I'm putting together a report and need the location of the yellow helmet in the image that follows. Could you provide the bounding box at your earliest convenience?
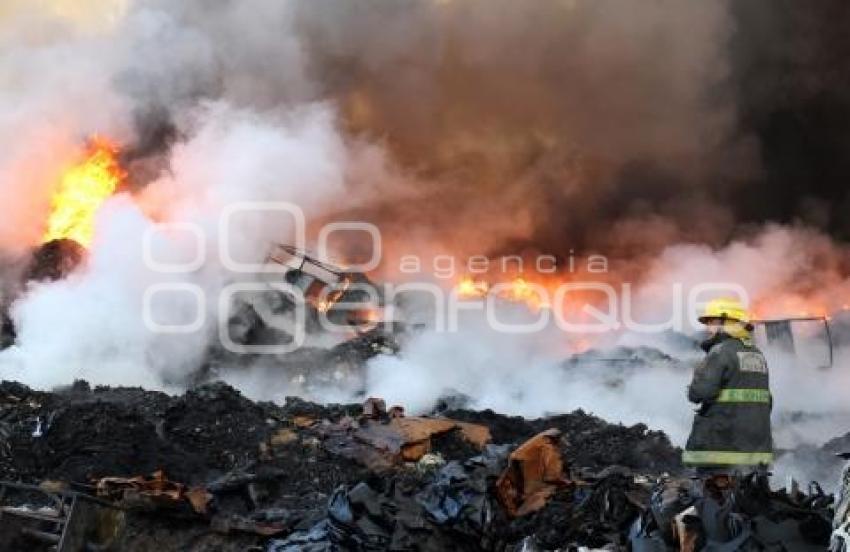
[698,297,750,325]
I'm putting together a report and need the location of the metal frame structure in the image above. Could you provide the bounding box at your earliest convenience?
[751,316,834,369]
[0,480,120,551]
[266,244,348,284]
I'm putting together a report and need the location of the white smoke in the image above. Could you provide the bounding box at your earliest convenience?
[365,305,696,444]
[1,101,350,389]
[0,6,133,252]
[1,0,850,493]
[0,0,354,389]
[362,225,850,454]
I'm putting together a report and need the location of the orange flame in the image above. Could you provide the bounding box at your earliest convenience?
[498,277,551,310]
[455,277,490,298]
[751,295,829,320]
[455,276,555,311]
[43,138,123,247]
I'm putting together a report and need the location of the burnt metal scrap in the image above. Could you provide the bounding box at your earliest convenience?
[95,470,212,515]
[495,429,570,518]
[224,244,387,349]
[0,480,122,552]
[752,316,834,369]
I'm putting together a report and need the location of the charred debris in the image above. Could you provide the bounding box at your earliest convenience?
[0,379,836,552]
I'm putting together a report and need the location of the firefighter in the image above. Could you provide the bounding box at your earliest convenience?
[683,297,773,472]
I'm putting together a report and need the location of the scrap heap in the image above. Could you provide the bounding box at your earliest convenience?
[0,380,834,551]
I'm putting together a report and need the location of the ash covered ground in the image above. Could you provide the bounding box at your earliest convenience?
[0,375,836,551]
[0,377,681,550]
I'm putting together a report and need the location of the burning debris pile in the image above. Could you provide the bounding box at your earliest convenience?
[0,380,835,551]
[4,2,850,550]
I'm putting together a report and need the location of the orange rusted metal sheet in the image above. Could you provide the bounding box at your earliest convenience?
[495,428,570,517]
[95,470,212,515]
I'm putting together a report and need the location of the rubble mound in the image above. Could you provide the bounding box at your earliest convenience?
[162,382,274,476]
[441,407,682,473]
[0,379,833,551]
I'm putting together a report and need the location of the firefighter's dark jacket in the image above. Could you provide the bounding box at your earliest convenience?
[683,332,773,467]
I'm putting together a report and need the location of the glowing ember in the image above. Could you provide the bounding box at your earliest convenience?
[498,277,550,310]
[43,137,123,247]
[456,277,489,298]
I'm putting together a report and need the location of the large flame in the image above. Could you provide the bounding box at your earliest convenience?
[455,276,554,311]
[43,137,123,247]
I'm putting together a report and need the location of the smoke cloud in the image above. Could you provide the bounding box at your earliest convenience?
[0,0,849,491]
[361,225,850,459]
